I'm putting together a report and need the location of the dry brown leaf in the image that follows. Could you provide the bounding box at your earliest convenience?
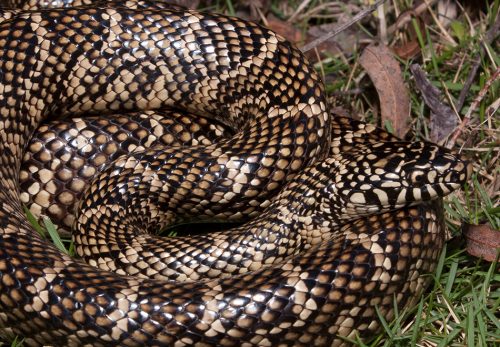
[306,23,368,58]
[331,106,351,118]
[392,40,420,60]
[463,224,500,262]
[359,43,411,138]
[392,13,426,60]
[165,0,200,9]
[266,16,304,45]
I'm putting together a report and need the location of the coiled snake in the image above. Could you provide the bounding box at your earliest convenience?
[0,1,471,346]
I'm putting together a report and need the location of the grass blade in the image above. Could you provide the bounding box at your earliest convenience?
[23,206,46,238]
[42,217,68,254]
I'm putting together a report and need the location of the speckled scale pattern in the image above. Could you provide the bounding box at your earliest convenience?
[21,110,232,235]
[0,0,330,224]
[21,114,466,285]
[0,1,472,346]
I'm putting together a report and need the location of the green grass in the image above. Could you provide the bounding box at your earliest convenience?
[5,0,499,346]
[23,206,72,256]
[305,0,499,344]
[271,0,500,345]
[361,249,499,346]
[5,337,22,347]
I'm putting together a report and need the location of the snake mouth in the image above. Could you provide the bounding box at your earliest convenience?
[340,154,471,216]
[395,157,471,206]
[325,142,472,219]
[341,180,465,217]
[444,182,462,190]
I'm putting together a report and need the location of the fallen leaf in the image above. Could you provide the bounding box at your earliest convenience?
[410,64,458,143]
[463,223,500,262]
[392,12,426,60]
[392,40,420,60]
[165,0,200,9]
[266,15,304,45]
[306,22,369,58]
[359,43,411,138]
[387,1,433,36]
[331,106,351,119]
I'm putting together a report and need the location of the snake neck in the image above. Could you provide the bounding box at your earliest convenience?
[269,139,472,241]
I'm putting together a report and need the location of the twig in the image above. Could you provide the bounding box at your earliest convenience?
[377,2,388,44]
[485,97,500,120]
[452,54,466,83]
[456,61,481,113]
[300,0,387,53]
[387,0,438,35]
[422,0,457,46]
[314,48,325,81]
[454,0,475,37]
[411,64,458,143]
[448,67,500,148]
[456,14,500,112]
[330,88,364,96]
[464,67,499,121]
[254,5,268,26]
[296,2,343,21]
[287,0,312,23]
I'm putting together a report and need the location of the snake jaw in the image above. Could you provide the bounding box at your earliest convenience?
[319,140,471,221]
[398,144,472,202]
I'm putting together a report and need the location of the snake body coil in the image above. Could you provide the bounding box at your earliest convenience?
[0,1,470,346]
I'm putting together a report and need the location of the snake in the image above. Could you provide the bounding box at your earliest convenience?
[0,0,471,346]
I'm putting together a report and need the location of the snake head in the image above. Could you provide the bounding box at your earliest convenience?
[325,140,472,218]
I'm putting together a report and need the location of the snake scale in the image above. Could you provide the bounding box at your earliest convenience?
[0,0,471,346]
